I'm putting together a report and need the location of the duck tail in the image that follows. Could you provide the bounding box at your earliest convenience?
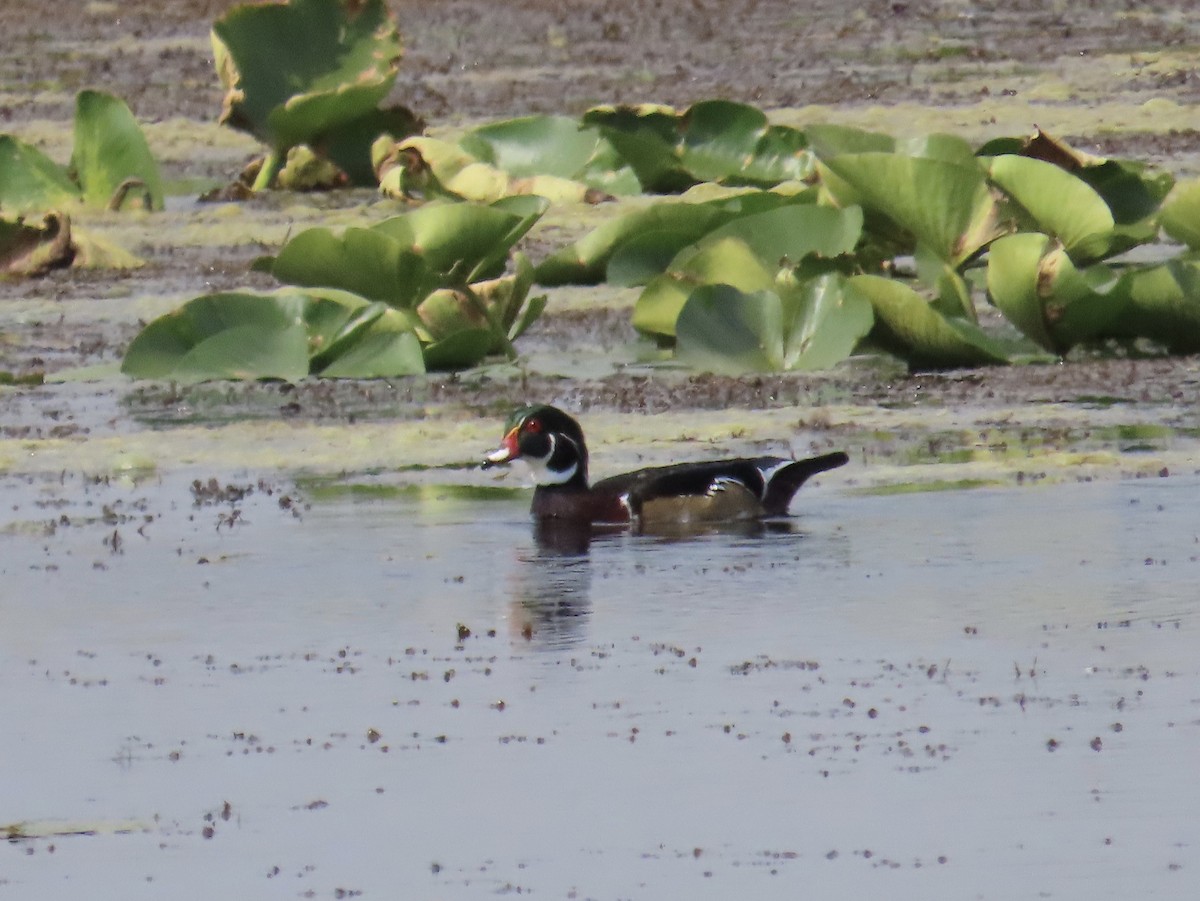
[762,451,849,516]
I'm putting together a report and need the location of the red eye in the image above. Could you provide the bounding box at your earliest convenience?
[524,418,542,434]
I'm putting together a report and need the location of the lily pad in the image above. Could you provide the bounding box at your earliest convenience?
[848,274,1011,369]
[1159,178,1200,250]
[212,0,404,190]
[0,137,80,212]
[1111,260,1200,353]
[71,89,163,210]
[583,100,813,192]
[0,90,161,212]
[675,274,873,373]
[987,154,1116,261]
[633,237,777,339]
[986,232,1126,354]
[535,189,816,286]
[121,290,426,383]
[459,115,638,194]
[821,152,1000,266]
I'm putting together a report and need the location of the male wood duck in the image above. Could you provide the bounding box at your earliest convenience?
[482,405,848,527]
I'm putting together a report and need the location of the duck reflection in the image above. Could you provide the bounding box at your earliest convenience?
[505,520,601,649]
[507,518,806,647]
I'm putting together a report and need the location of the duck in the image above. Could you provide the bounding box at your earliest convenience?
[481,404,847,527]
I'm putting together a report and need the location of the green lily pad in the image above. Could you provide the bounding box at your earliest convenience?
[121,290,427,383]
[311,303,426,378]
[674,274,873,373]
[535,189,815,286]
[780,273,875,370]
[1111,260,1200,353]
[987,154,1116,261]
[675,285,786,372]
[633,237,777,339]
[583,100,813,191]
[805,124,895,159]
[459,115,619,183]
[848,274,1011,369]
[212,0,403,190]
[0,137,80,211]
[71,89,163,210]
[1159,178,1200,250]
[986,232,1126,354]
[674,203,863,270]
[821,152,1000,266]
[269,226,437,307]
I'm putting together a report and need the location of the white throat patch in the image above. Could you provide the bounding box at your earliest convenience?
[523,434,580,486]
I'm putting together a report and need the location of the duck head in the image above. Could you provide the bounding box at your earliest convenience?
[482,405,589,488]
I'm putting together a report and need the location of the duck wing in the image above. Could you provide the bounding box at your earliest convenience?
[593,451,847,520]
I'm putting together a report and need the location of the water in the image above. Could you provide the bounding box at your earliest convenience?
[1,473,1197,899]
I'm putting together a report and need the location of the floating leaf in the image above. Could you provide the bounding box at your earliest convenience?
[312,303,426,378]
[1111,260,1200,353]
[675,285,785,372]
[674,204,863,270]
[848,274,1010,369]
[0,137,80,211]
[805,124,895,159]
[780,273,875,370]
[1159,178,1200,250]
[269,225,437,307]
[584,100,813,191]
[822,153,999,265]
[986,233,1125,354]
[633,237,777,339]
[459,115,635,193]
[71,90,163,210]
[674,274,873,373]
[121,291,316,382]
[211,0,403,190]
[121,290,426,383]
[536,189,815,286]
[987,155,1115,261]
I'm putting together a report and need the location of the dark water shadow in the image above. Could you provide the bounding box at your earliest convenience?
[507,517,811,648]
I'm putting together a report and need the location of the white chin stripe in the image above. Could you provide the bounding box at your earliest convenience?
[527,435,578,486]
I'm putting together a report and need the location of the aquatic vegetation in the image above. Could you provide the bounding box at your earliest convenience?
[582,100,814,192]
[0,210,142,276]
[212,0,419,191]
[375,115,639,203]
[122,198,549,380]
[0,90,161,213]
[537,121,1200,373]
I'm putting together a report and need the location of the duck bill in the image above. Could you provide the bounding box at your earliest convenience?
[481,428,520,469]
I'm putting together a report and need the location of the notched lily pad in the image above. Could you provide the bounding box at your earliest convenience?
[848,274,1011,369]
[0,90,162,213]
[212,0,406,190]
[121,290,426,383]
[583,100,814,192]
[675,274,873,374]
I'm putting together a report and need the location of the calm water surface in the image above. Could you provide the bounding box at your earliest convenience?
[2,473,1196,899]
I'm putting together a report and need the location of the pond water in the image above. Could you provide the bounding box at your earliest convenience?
[2,472,1197,899]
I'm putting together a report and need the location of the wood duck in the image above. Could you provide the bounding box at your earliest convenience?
[482,405,848,527]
